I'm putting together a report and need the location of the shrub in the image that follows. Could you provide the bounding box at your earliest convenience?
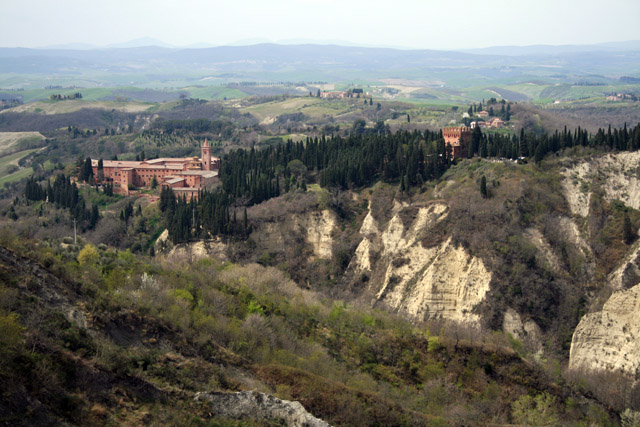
[511,392,558,426]
[77,243,99,266]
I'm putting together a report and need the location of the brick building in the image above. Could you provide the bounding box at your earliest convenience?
[443,126,471,159]
[320,91,348,99]
[92,139,220,198]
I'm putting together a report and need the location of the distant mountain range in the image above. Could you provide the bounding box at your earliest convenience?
[32,38,640,55]
[460,40,640,56]
[0,41,638,87]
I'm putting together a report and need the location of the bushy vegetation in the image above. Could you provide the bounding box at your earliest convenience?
[24,174,99,230]
[0,230,616,425]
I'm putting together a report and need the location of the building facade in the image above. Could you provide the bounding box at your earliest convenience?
[443,126,471,159]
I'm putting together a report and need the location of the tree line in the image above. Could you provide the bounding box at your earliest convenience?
[160,122,640,243]
[467,123,640,162]
[159,186,244,243]
[152,118,235,138]
[49,93,82,101]
[24,174,100,230]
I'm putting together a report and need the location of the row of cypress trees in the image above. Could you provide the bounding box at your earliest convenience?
[24,174,99,230]
[156,122,640,243]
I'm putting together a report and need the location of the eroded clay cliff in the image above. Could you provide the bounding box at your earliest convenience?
[561,151,640,217]
[351,201,491,323]
[195,391,330,427]
[569,284,640,378]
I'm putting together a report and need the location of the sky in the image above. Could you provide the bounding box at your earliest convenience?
[1,0,640,50]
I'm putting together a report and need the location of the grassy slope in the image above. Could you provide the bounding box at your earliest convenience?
[1,99,153,115]
[0,132,44,156]
[0,148,41,183]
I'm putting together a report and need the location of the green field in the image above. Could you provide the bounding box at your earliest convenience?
[241,97,328,120]
[0,132,45,156]
[0,147,53,186]
[0,148,40,173]
[1,99,153,115]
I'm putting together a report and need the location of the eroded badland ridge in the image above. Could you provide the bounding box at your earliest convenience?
[5,114,640,424]
[152,148,640,421]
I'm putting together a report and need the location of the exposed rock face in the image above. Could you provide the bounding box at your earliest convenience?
[154,229,170,252]
[166,239,228,262]
[561,151,640,216]
[556,216,595,277]
[525,228,561,272]
[195,391,330,427]
[502,308,542,351]
[569,284,640,378]
[352,202,491,323]
[299,209,336,259]
[253,209,336,260]
[609,244,640,290]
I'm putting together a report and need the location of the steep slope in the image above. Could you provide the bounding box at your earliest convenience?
[561,151,640,216]
[195,391,330,426]
[608,243,640,290]
[350,201,492,323]
[569,283,640,377]
[1,236,614,426]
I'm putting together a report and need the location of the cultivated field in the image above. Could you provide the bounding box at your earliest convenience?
[0,132,44,156]
[1,100,154,115]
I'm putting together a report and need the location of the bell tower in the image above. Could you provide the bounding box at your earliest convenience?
[201,139,211,171]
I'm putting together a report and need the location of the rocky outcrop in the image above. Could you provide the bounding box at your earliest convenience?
[569,284,640,378]
[166,239,228,262]
[561,151,640,217]
[525,228,561,272]
[352,202,491,323]
[502,308,543,351]
[609,243,640,290]
[300,209,336,259]
[253,209,336,260]
[195,391,330,426]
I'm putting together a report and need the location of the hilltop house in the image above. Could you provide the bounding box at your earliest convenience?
[486,117,505,129]
[320,91,348,99]
[443,126,471,158]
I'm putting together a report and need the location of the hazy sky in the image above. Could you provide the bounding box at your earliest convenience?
[2,0,640,49]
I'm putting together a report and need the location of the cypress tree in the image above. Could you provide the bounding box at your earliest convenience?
[480,175,488,198]
[623,213,635,245]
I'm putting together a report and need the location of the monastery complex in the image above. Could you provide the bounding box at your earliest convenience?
[92,140,220,199]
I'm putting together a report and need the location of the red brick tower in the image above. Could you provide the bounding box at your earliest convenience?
[201,139,211,171]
